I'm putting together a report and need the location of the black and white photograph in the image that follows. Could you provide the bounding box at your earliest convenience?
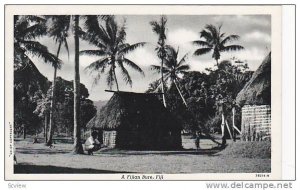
[4,5,284,180]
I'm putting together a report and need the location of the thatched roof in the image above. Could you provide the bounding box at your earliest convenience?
[236,52,271,106]
[86,91,181,131]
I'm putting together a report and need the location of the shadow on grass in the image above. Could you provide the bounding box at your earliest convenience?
[98,148,223,156]
[17,147,69,155]
[14,163,131,174]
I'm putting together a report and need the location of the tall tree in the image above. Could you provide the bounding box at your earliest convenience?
[39,15,108,154]
[192,24,244,66]
[150,16,168,107]
[38,15,83,153]
[46,16,70,146]
[151,46,190,106]
[81,16,145,90]
[72,15,84,154]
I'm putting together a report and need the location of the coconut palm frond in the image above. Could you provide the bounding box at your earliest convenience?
[200,30,213,42]
[63,38,70,59]
[205,24,219,39]
[194,47,212,56]
[220,35,240,46]
[192,40,211,47]
[177,53,189,66]
[105,17,119,44]
[222,45,244,52]
[119,42,146,55]
[150,21,161,35]
[23,23,47,40]
[117,61,133,87]
[123,58,145,76]
[85,57,110,72]
[150,65,169,73]
[83,15,101,35]
[22,41,62,68]
[80,30,107,49]
[177,64,190,71]
[150,16,167,41]
[47,15,70,62]
[80,49,106,56]
[48,16,70,42]
[116,24,127,44]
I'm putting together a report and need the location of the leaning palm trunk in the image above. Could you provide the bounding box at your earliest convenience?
[161,58,167,107]
[72,15,84,154]
[46,43,62,146]
[221,113,226,147]
[174,79,187,107]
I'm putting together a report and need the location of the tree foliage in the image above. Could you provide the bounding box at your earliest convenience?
[158,60,253,133]
[42,77,96,137]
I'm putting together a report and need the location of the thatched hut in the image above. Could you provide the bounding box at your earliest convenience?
[236,52,271,106]
[86,91,182,150]
[236,52,271,141]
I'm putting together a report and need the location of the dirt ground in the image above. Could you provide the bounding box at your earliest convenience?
[14,138,271,174]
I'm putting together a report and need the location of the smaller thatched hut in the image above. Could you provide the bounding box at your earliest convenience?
[236,52,271,141]
[236,52,271,106]
[86,91,182,150]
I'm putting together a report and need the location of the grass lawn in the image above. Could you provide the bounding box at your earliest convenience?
[14,138,271,174]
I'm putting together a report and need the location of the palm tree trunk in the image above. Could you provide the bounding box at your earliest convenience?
[221,113,226,147]
[72,15,84,154]
[161,58,166,107]
[113,65,119,91]
[46,43,61,146]
[216,59,219,67]
[44,114,48,143]
[174,79,187,107]
[232,107,236,142]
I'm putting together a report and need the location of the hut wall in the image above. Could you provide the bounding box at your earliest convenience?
[102,131,116,148]
[241,105,271,141]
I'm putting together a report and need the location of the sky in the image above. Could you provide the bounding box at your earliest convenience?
[32,15,271,101]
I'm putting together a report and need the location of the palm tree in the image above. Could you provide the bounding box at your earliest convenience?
[151,46,190,106]
[72,15,82,154]
[40,15,110,154]
[150,16,168,107]
[46,16,70,146]
[192,24,244,66]
[14,15,61,71]
[37,15,82,153]
[81,16,145,90]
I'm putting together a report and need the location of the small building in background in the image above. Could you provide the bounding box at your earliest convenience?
[236,52,271,141]
[86,91,182,150]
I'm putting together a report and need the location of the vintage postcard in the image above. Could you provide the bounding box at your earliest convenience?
[5,5,282,180]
